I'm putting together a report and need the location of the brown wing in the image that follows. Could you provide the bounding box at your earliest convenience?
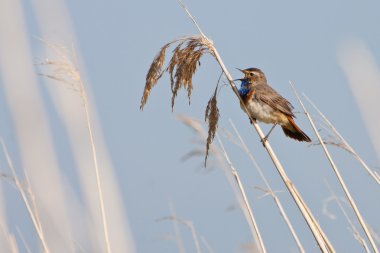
[254,83,295,117]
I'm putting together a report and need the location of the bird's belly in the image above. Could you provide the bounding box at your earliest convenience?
[242,100,288,124]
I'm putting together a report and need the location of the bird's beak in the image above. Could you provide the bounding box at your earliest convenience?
[235,68,247,82]
[236,68,246,73]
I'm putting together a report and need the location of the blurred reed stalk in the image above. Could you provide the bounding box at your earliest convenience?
[177,115,264,252]
[0,1,77,251]
[140,0,335,251]
[15,228,33,253]
[291,82,379,253]
[81,70,112,253]
[227,120,305,253]
[216,134,267,253]
[0,229,19,253]
[168,202,187,253]
[303,95,380,185]
[39,43,112,253]
[338,41,380,162]
[157,215,202,253]
[1,140,50,253]
[324,181,370,253]
[200,236,215,253]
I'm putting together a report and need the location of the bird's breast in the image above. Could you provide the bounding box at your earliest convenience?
[242,97,288,125]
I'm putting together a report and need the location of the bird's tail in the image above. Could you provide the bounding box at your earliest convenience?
[282,116,311,142]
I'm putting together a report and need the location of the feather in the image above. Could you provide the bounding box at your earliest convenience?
[254,83,295,117]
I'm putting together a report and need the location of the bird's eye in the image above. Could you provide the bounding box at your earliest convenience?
[249,72,254,76]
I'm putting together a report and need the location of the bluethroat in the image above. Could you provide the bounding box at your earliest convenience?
[236,68,311,142]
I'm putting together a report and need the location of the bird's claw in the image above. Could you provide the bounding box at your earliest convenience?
[260,137,267,147]
[249,117,257,124]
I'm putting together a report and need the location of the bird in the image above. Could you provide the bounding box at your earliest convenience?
[236,67,311,142]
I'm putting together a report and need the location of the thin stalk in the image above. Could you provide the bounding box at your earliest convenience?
[70,43,112,253]
[201,236,215,253]
[157,216,202,253]
[303,95,380,185]
[187,221,202,253]
[24,169,43,236]
[229,120,305,253]
[16,227,33,253]
[169,202,187,253]
[177,2,335,252]
[39,42,112,253]
[291,82,379,253]
[325,182,370,253]
[79,86,112,253]
[177,0,206,37]
[177,115,266,251]
[1,140,51,253]
[7,234,19,253]
[216,134,267,253]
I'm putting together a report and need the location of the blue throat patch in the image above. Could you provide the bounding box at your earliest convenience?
[238,79,250,96]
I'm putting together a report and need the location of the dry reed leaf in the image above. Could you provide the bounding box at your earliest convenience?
[140,35,213,111]
[204,87,219,166]
[140,42,172,110]
[167,40,186,90]
[141,35,219,166]
[168,37,208,110]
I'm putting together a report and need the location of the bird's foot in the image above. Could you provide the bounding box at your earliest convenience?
[260,137,268,147]
[260,123,278,147]
[249,117,257,124]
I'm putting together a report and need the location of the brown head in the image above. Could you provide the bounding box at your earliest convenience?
[237,67,267,85]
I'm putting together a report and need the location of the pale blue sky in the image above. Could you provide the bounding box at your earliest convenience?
[1,0,380,252]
